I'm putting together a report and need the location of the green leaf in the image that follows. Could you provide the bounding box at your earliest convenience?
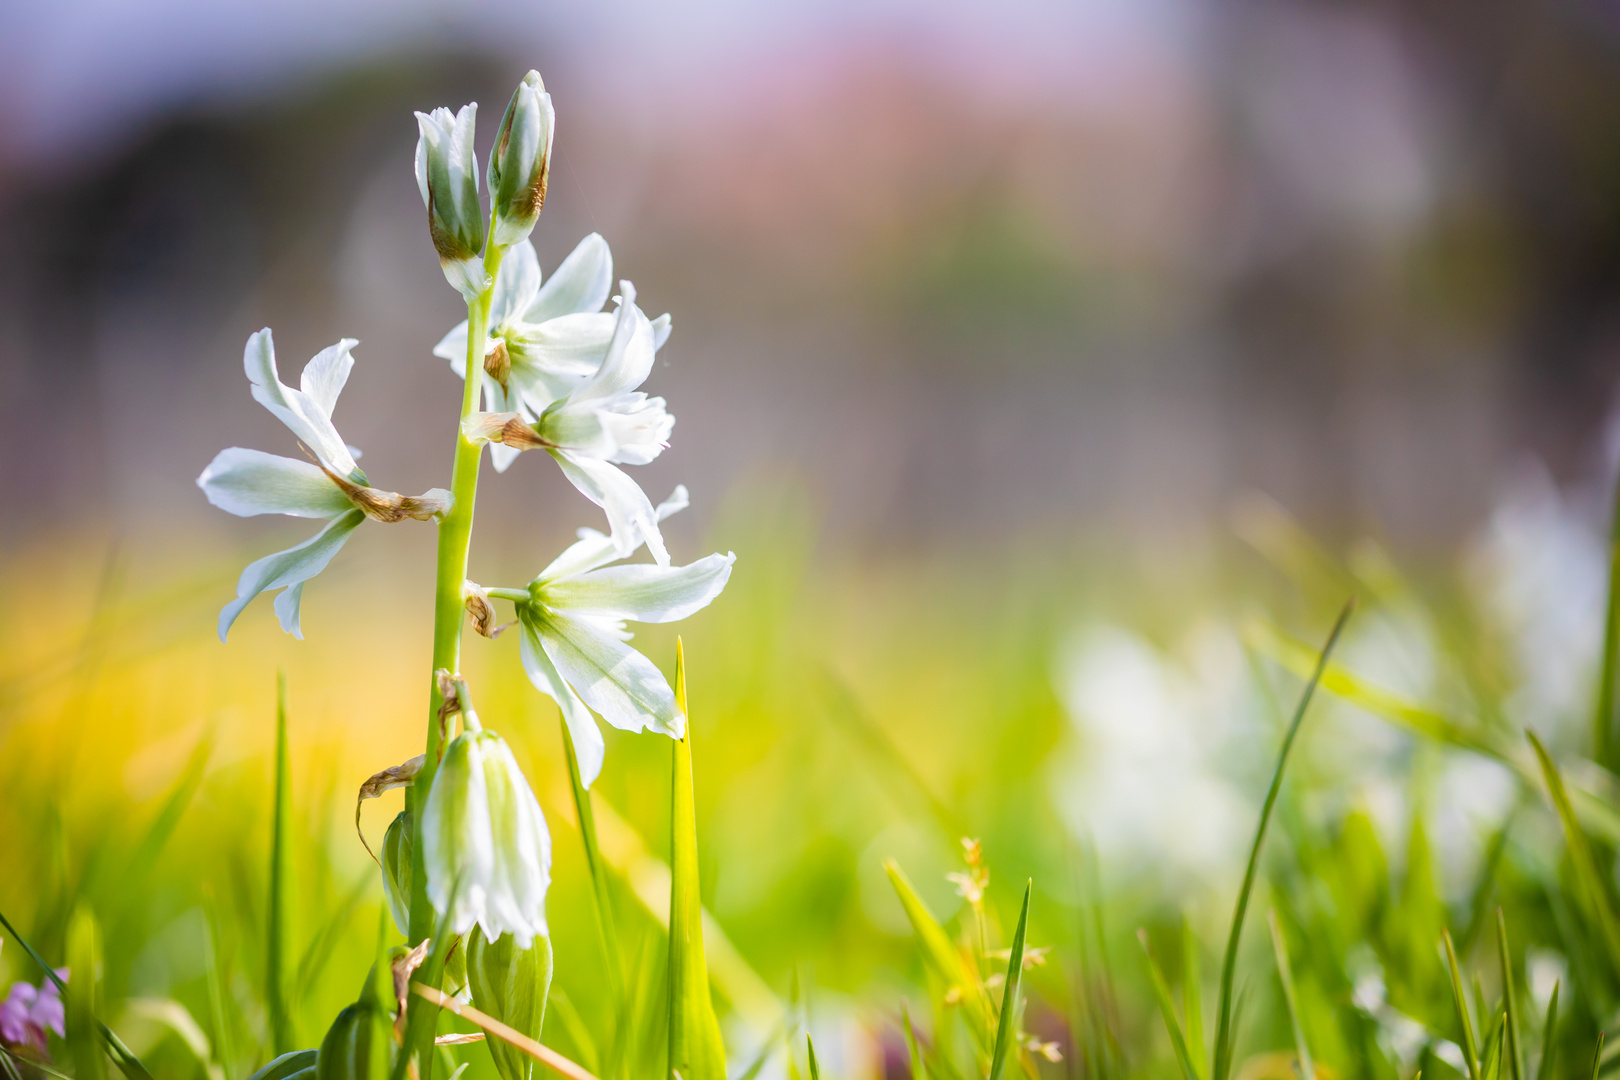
[988,882,1031,1080]
[883,861,992,1043]
[1213,601,1353,1080]
[1442,930,1481,1080]
[1535,982,1558,1080]
[1267,912,1313,1080]
[1140,930,1202,1080]
[204,893,241,1080]
[1496,912,1523,1080]
[806,1035,821,1080]
[1592,466,1620,770]
[467,932,554,1080]
[560,715,626,1038]
[1589,1033,1605,1080]
[902,1007,928,1080]
[268,670,296,1056]
[246,1050,318,1080]
[1525,732,1620,971]
[67,905,108,1080]
[668,639,728,1080]
[1183,918,1206,1080]
[315,1002,378,1080]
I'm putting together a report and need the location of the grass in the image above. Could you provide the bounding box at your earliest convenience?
[2,479,1619,1080]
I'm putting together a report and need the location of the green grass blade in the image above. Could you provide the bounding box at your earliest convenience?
[1184,918,1206,1080]
[1497,911,1523,1080]
[1212,600,1353,1080]
[668,640,728,1080]
[1592,466,1620,770]
[560,715,627,1024]
[987,882,1032,1080]
[902,1006,927,1080]
[205,892,240,1080]
[0,907,153,1080]
[66,906,108,1080]
[1590,1033,1605,1080]
[1443,930,1481,1080]
[1526,731,1620,970]
[1139,931,1201,1080]
[294,872,370,1005]
[884,860,992,1042]
[1535,982,1558,1080]
[1267,912,1313,1080]
[1481,1014,1505,1080]
[806,1035,821,1080]
[268,670,295,1056]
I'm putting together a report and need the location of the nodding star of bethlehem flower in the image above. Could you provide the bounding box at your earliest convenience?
[503,485,734,787]
[463,278,676,564]
[198,329,450,640]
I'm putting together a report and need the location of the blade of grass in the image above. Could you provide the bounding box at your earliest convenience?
[668,639,728,1080]
[1593,465,1620,770]
[988,882,1032,1080]
[1482,1015,1505,1080]
[903,1007,927,1080]
[204,892,239,1080]
[885,861,993,1043]
[1139,931,1201,1080]
[1497,911,1524,1080]
[1535,982,1558,1080]
[1212,600,1353,1080]
[1183,918,1206,1080]
[67,906,108,1080]
[267,671,295,1056]
[806,1035,821,1080]
[1267,912,1313,1080]
[1591,1033,1605,1080]
[1443,930,1482,1080]
[0,907,153,1080]
[1526,732,1620,971]
[560,715,627,1034]
[292,872,370,1005]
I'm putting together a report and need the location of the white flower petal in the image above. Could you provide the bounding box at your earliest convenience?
[548,450,668,566]
[525,232,612,323]
[273,581,306,638]
[651,313,672,351]
[519,312,617,374]
[519,618,605,787]
[568,286,656,405]
[216,508,365,641]
[299,339,355,418]
[538,485,689,581]
[491,240,542,326]
[434,321,471,374]
[536,609,683,737]
[476,736,552,945]
[197,447,353,519]
[543,552,734,624]
[243,329,361,479]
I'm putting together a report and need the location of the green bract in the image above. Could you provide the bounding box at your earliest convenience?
[467,931,553,1080]
[381,811,412,936]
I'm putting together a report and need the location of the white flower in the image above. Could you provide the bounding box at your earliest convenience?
[515,486,734,787]
[488,71,555,247]
[434,235,671,473]
[422,721,552,948]
[463,279,675,563]
[415,103,487,299]
[198,329,450,641]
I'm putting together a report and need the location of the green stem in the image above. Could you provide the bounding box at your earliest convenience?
[1595,464,1620,770]
[485,587,531,602]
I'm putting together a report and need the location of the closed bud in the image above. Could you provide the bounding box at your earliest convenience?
[414,103,487,299]
[380,810,412,936]
[421,715,552,948]
[487,71,555,247]
[467,931,553,1080]
[314,1001,378,1080]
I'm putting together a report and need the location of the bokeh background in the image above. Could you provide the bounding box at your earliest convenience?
[5,1,1620,1078]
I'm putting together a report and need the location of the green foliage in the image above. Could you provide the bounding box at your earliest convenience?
[269,671,296,1056]
[66,907,107,1080]
[466,932,553,1080]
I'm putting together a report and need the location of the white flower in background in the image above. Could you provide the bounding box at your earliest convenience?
[487,70,555,247]
[514,485,733,787]
[422,711,552,948]
[415,103,487,299]
[464,279,675,562]
[198,329,450,641]
[435,236,672,473]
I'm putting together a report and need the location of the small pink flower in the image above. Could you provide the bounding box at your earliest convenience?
[0,969,68,1053]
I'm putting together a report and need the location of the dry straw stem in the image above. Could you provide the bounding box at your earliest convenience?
[411,983,597,1080]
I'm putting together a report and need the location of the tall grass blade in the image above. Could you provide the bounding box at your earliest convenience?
[1212,601,1353,1080]
[1267,912,1313,1080]
[268,671,295,1056]
[903,1006,927,1080]
[1526,731,1620,970]
[560,716,626,1022]
[1593,465,1620,770]
[1591,1033,1605,1080]
[0,907,153,1080]
[1138,931,1201,1080]
[1443,930,1482,1080]
[1496,911,1523,1080]
[1535,982,1558,1080]
[668,639,728,1080]
[884,861,992,1042]
[205,894,240,1080]
[66,906,108,1080]
[1183,918,1206,1080]
[988,882,1032,1080]
[110,733,212,903]
[806,1035,821,1080]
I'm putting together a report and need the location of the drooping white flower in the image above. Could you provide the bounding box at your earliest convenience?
[434,235,671,473]
[463,279,675,563]
[488,71,555,247]
[515,486,734,787]
[199,329,450,641]
[422,715,552,948]
[415,103,487,299]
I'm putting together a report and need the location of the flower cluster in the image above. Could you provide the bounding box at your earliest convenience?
[204,67,734,976]
[0,970,66,1054]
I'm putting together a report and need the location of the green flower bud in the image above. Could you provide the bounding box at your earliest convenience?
[314,1001,378,1080]
[380,810,412,936]
[467,931,553,1080]
[421,719,552,947]
[487,71,554,248]
[245,1050,318,1080]
[414,103,487,299]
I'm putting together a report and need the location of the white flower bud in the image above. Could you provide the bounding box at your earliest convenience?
[487,71,555,248]
[414,103,488,299]
[421,716,551,948]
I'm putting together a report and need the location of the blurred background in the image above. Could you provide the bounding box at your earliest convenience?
[5,1,1620,1078]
